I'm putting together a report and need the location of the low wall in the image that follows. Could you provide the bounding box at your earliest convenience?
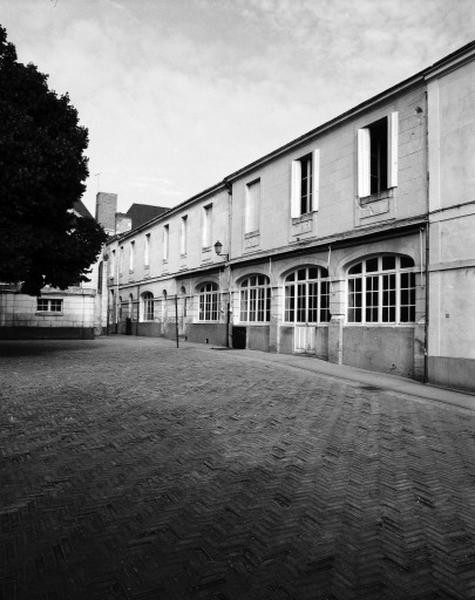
[315,326,329,360]
[279,326,294,354]
[136,322,163,337]
[343,326,414,377]
[186,323,227,346]
[247,326,270,352]
[0,326,94,340]
[428,356,475,393]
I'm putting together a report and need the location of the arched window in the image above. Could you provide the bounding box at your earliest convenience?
[284,266,330,323]
[141,292,154,321]
[162,290,168,319]
[240,275,271,322]
[118,296,123,320]
[128,294,133,319]
[97,261,103,293]
[198,282,218,321]
[180,286,187,317]
[347,255,415,324]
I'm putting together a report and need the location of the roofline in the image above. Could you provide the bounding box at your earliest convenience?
[225,39,475,183]
[107,180,227,242]
[106,38,475,243]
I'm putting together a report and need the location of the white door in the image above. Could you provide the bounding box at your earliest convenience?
[294,325,316,353]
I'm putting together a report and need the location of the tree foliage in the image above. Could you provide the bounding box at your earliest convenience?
[0,25,106,295]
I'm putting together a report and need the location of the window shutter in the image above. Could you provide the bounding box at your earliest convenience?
[312,149,320,212]
[388,111,398,188]
[290,160,301,218]
[357,128,370,197]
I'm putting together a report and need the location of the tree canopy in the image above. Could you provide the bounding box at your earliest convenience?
[0,25,106,295]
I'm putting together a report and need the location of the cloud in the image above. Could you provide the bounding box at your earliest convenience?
[1,0,474,214]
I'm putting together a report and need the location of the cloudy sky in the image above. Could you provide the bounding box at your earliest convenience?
[1,0,474,215]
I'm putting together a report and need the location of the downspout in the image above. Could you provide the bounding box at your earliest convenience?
[424,224,429,383]
[422,90,430,383]
[225,179,233,348]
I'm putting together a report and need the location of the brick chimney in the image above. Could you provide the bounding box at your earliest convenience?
[95,192,118,235]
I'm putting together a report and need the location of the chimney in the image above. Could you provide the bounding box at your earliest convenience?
[95,192,118,235]
[115,213,132,234]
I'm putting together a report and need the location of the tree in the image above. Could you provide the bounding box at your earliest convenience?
[0,25,106,295]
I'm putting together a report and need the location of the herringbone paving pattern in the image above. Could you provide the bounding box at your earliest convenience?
[1,337,474,599]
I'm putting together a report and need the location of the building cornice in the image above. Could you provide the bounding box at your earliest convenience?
[107,216,428,287]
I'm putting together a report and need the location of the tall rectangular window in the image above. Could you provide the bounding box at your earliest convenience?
[358,112,398,198]
[144,233,150,267]
[290,149,319,218]
[202,204,212,248]
[300,154,312,214]
[119,246,124,275]
[180,216,188,255]
[245,179,260,233]
[163,224,169,261]
[110,249,116,277]
[129,241,135,272]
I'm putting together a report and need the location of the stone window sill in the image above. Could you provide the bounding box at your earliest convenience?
[359,188,394,206]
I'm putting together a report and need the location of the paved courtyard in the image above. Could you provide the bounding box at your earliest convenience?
[1,336,475,600]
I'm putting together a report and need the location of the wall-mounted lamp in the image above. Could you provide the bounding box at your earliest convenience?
[214,240,229,261]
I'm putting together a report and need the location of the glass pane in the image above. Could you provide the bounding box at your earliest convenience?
[308,267,318,280]
[297,269,306,281]
[240,290,248,321]
[285,285,294,322]
[308,282,318,323]
[400,256,414,269]
[297,283,306,322]
[382,256,396,270]
[366,258,378,272]
[349,263,362,274]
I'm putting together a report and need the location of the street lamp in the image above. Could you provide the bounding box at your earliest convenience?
[213,240,229,261]
[213,240,231,347]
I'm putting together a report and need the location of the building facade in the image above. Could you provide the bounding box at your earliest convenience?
[103,42,475,392]
[426,44,475,391]
[0,200,102,339]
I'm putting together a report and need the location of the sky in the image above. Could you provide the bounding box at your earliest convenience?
[1,0,474,215]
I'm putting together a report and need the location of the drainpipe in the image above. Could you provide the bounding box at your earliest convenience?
[424,224,430,383]
[422,90,430,383]
[225,179,233,348]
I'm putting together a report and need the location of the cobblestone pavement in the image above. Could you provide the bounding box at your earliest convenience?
[1,337,475,600]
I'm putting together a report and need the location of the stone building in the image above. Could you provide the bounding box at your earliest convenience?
[425,43,475,391]
[102,41,475,392]
[0,200,101,339]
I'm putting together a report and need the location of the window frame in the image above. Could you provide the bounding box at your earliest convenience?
[244,178,261,234]
[283,266,330,324]
[347,254,416,325]
[36,298,63,313]
[129,241,135,273]
[198,282,219,322]
[357,112,398,198]
[180,215,188,256]
[163,225,169,262]
[239,274,271,323]
[290,149,320,218]
[202,204,213,249]
[141,292,154,322]
[144,233,151,267]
